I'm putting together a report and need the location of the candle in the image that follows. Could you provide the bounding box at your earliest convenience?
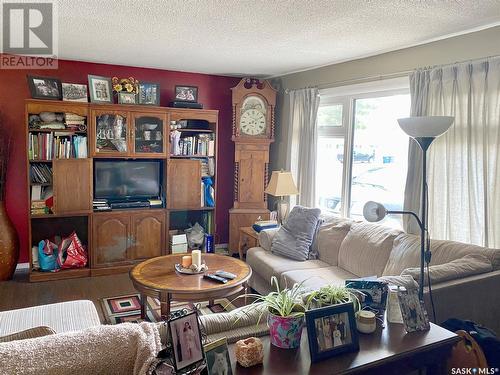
[181,255,192,268]
[191,250,201,268]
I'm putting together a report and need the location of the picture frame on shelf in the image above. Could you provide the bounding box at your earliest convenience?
[305,302,359,363]
[203,337,233,375]
[27,75,62,100]
[175,85,198,103]
[62,83,88,102]
[118,92,137,105]
[168,310,205,372]
[138,82,160,105]
[88,75,113,103]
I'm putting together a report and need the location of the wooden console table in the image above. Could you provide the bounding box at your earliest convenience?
[229,321,459,375]
[238,227,260,260]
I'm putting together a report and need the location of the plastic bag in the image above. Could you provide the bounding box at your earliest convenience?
[38,239,59,272]
[57,231,87,269]
[185,222,205,250]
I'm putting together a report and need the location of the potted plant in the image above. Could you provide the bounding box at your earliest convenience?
[304,285,361,311]
[236,276,306,349]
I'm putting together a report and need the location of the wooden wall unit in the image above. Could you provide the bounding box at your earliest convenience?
[25,99,218,281]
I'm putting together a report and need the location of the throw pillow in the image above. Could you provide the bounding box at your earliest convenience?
[271,206,321,261]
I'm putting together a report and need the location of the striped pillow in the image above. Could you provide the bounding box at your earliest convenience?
[0,326,56,343]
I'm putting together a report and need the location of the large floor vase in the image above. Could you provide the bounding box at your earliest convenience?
[0,202,19,280]
[268,312,304,349]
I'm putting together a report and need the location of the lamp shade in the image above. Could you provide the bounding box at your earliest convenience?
[264,171,299,197]
[397,116,454,138]
[363,201,387,222]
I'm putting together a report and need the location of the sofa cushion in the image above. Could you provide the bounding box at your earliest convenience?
[383,233,500,276]
[0,300,100,336]
[246,247,329,285]
[338,222,402,277]
[258,227,280,251]
[401,254,493,285]
[314,217,353,266]
[271,206,321,261]
[281,266,358,292]
[0,326,55,343]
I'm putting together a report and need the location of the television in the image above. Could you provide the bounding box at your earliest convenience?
[94,160,161,201]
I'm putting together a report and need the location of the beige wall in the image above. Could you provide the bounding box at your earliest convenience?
[271,26,500,172]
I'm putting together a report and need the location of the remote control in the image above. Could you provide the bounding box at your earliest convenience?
[203,273,228,284]
[215,270,237,280]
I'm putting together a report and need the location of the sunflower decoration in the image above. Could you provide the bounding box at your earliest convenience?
[112,76,139,94]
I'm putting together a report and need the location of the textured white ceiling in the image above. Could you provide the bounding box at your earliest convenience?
[56,0,500,77]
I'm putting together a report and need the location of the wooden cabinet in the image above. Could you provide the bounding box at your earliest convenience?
[131,112,167,157]
[168,159,202,209]
[92,210,165,268]
[52,159,92,214]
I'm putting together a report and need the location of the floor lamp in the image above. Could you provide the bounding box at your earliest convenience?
[363,116,454,301]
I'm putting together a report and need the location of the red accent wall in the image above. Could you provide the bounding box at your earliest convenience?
[0,57,239,263]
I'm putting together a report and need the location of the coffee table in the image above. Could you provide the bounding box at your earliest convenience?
[130,253,252,319]
[229,321,459,374]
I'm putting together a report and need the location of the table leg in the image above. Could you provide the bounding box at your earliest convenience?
[238,236,244,260]
[244,283,248,305]
[160,292,171,320]
[140,293,147,321]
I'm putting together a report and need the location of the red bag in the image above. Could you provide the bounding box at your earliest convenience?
[57,231,87,269]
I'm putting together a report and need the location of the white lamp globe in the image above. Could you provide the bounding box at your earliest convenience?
[397,116,454,138]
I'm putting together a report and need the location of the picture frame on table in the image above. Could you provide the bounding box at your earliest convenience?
[175,85,198,102]
[118,92,137,104]
[138,82,160,105]
[62,83,88,102]
[305,302,359,363]
[345,278,389,313]
[168,311,205,372]
[88,75,113,103]
[203,337,233,375]
[27,75,62,100]
[397,287,430,333]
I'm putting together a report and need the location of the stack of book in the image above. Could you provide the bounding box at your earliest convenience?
[252,220,279,232]
[174,134,215,156]
[30,163,53,184]
[200,158,215,177]
[28,133,88,160]
[93,199,110,211]
[31,200,50,215]
[64,113,86,130]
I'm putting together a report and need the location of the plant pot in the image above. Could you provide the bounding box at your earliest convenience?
[0,201,19,280]
[267,312,304,349]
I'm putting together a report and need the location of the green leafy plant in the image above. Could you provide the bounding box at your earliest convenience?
[304,285,361,312]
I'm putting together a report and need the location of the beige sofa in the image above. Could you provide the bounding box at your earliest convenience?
[247,215,500,333]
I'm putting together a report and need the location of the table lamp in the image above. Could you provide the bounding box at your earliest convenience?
[265,170,299,224]
[363,116,454,301]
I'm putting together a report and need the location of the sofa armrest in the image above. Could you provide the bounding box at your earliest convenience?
[258,228,280,251]
[424,270,500,334]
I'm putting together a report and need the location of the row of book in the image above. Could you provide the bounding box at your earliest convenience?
[171,133,215,156]
[30,163,53,184]
[28,133,88,160]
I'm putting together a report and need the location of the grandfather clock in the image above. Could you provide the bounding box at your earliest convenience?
[229,78,276,255]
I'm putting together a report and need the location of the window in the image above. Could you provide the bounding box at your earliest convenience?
[316,79,410,228]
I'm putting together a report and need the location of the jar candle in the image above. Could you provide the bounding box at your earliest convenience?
[356,310,377,334]
[191,250,201,268]
[181,255,192,268]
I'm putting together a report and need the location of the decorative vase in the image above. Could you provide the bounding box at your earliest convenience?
[267,312,304,349]
[0,201,19,280]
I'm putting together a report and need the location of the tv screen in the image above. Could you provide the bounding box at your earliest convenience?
[94,160,161,200]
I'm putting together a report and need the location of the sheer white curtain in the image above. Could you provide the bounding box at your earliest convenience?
[285,88,320,207]
[405,57,500,247]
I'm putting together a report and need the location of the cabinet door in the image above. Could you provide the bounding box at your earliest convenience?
[91,109,130,156]
[92,213,130,267]
[129,211,165,261]
[132,113,167,157]
[168,159,202,208]
[238,150,267,206]
[53,159,92,214]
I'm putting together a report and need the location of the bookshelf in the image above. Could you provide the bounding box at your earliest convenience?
[25,99,218,281]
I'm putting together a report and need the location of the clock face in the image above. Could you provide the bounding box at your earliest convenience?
[240,109,266,136]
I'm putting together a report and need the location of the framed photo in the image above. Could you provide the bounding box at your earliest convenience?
[345,278,388,312]
[175,85,198,103]
[168,311,204,372]
[118,92,137,105]
[203,338,233,375]
[62,83,88,102]
[139,82,160,105]
[27,76,62,100]
[88,75,113,103]
[306,303,359,363]
[397,287,430,332]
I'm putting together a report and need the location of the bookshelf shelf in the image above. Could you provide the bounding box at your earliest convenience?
[168,206,215,212]
[29,129,87,134]
[170,155,213,158]
[177,128,213,133]
[30,267,91,281]
[30,212,90,219]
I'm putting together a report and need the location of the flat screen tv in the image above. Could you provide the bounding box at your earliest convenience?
[94,160,161,201]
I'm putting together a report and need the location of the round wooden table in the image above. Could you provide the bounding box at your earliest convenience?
[130,253,252,319]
